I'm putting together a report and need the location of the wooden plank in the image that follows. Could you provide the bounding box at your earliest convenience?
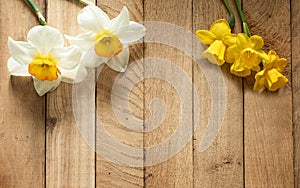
[193,0,244,187]
[143,0,194,187]
[243,0,294,187]
[0,1,45,187]
[292,0,300,186]
[46,1,95,187]
[96,1,144,187]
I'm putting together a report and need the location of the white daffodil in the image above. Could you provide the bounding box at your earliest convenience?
[7,25,85,96]
[65,5,146,72]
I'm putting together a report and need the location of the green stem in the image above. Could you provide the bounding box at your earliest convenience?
[222,0,235,29]
[74,0,94,6]
[234,0,251,37]
[25,0,47,25]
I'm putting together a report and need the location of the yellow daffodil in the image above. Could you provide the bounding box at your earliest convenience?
[195,19,231,66]
[253,50,288,91]
[66,5,146,72]
[7,26,84,96]
[227,33,267,77]
[222,33,237,63]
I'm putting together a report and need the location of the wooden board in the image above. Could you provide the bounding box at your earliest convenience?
[46,0,95,187]
[0,1,45,187]
[243,0,294,187]
[96,0,144,187]
[0,0,298,187]
[193,0,244,187]
[143,0,194,187]
[292,0,300,186]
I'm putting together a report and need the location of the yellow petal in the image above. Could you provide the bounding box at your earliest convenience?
[253,70,266,91]
[195,30,216,45]
[266,50,287,72]
[224,45,237,63]
[265,69,288,91]
[94,32,123,58]
[250,35,264,50]
[267,50,279,63]
[273,58,287,72]
[252,65,261,72]
[223,34,237,46]
[230,58,251,77]
[210,19,231,39]
[28,54,60,81]
[257,50,269,62]
[203,40,226,66]
[236,33,250,50]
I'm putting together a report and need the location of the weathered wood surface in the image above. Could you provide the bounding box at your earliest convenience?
[0,1,45,187]
[46,0,96,187]
[293,0,300,187]
[0,0,297,187]
[96,0,144,187]
[243,1,293,187]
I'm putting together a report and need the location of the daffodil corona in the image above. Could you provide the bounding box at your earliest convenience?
[94,30,123,57]
[66,5,146,72]
[28,54,60,81]
[7,26,84,96]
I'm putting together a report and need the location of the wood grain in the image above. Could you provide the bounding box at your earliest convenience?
[243,0,294,187]
[0,1,45,187]
[0,1,298,187]
[46,0,95,187]
[193,0,244,187]
[292,0,300,187]
[96,1,144,187]
[143,0,194,187]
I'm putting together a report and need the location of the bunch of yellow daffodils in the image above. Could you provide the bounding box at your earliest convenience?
[195,1,288,92]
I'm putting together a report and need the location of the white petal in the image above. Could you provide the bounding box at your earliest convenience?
[51,46,82,70]
[33,76,62,96]
[106,46,129,72]
[105,6,130,32]
[27,26,64,55]
[115,21,146,44]
[78,5,109,33]
[65,33,96,51]
[81,48,107,68]
[8,37,37,65]
[60,65,88,84]
[7,58,30,76]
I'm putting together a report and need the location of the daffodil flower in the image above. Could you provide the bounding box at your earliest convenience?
[195,19,232,66]
[7,25,84,96]
[254,50,288,92]
[65,5,146,72]
[225,33,267,77]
